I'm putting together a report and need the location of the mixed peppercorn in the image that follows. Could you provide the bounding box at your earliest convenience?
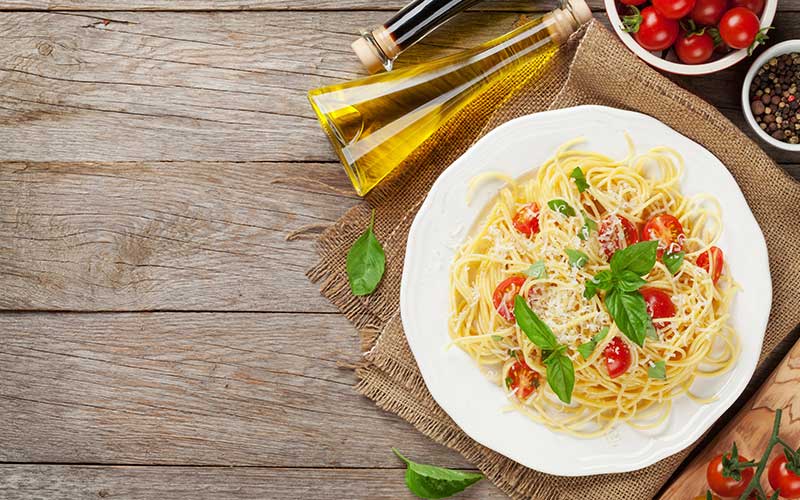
[749,52,800,145]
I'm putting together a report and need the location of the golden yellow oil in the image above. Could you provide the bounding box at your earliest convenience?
[309,14,561,196]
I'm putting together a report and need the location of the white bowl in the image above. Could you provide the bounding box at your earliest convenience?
[605,1,777,75]
[401,105,771,475]
[741,40,800,152]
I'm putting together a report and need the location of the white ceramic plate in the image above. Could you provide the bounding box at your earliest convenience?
[400,105,771,476]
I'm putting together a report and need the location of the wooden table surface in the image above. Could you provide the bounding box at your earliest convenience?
[0,1,797,499]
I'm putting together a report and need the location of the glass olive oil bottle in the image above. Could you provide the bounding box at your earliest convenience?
[309,0,591,196]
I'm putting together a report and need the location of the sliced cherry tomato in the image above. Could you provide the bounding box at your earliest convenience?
[598,215,640,260]
[697,246,724,284]
[642,214,686,257]
[691,0,728,25]
[640,287,676,328]
[675,31,715,64]
[707,453,755,497]
[508,359,540,400]
[731,0,765,16]
[653,0,697,19]
[633,7,680,51]
[493,276,527,322]
[512,203,541,237]
[718,7,761,50]
[768,454,800,499]
[603,337,632,378]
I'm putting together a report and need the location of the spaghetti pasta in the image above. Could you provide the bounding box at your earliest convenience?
[448,138,738,437]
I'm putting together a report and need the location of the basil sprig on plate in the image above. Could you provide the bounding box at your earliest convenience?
[585,240,659,347]
[346,210,386,296]
[577,326,609,360]
[648,359,667,380]
[547,199,576,217]
[525,260,547,279]
[578,211,598,241]
[393,448,483,499]
[570,167,589,193]
[663,251,685,275]
[514,296,575,404]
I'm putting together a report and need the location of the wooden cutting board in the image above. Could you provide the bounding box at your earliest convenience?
[660,335,800,499]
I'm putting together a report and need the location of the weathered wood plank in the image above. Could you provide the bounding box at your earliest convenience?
[0,0,600,12]
[1,12,799,163]
[0,312,477,469]
[0,160,358,311]
[0,465,505,500]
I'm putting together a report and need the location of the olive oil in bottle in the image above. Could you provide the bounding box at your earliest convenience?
[309,0,592,196]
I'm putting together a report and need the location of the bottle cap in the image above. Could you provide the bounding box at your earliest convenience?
[567,0,593,26]
[352,37,385,74]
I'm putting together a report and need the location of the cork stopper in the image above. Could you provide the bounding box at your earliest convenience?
[547,0,593,44]
[352,37,385,74]
[351,26,401,74]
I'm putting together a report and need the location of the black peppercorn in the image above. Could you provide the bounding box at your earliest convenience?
[749,52,800,144]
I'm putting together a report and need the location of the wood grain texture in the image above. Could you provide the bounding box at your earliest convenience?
[1,12,799,163]
[0,312,478,469]
[0,0,601,12]
[0,161,358,311]
[660,337,800,499]
[0,465,505,500]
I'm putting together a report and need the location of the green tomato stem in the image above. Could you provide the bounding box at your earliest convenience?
[739,408,783,500]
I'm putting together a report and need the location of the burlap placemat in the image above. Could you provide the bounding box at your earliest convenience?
[309,20,800,499]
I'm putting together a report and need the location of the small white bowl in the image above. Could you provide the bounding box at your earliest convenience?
[605,0,777,76]
[741,40,800,152]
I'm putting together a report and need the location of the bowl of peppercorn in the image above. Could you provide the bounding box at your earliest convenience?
[742,40,800,151]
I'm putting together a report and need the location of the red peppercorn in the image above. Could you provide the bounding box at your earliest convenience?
[789,95,796,103]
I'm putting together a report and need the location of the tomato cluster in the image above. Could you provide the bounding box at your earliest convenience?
[706,446,800,499]
[618,0,768,65]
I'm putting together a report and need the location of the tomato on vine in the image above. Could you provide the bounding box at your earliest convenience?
[769,453,800,499]
[706,445,756,498]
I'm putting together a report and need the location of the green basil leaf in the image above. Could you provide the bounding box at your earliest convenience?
[578,211,598,241]
[393,448,483,499]
[614,270,647,292]
[524,260,547,279]
[584,270,613,299]
[547,199,576,217]
[492,335,503,341]
[605,288,650,347]
[663,251,685,275]
[577,326,610,360]
[514,296,559,351]
[570,167,590,193]
[645,319,658,340]
[346,210,386,296]
[565,249,589,268]
[544,352,575,404]
[610,240,658,277]
[505,377,513,388]
[647,360,667,380]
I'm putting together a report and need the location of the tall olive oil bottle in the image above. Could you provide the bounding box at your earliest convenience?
[309,0,592,196]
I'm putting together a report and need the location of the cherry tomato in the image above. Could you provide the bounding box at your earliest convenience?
[620,0,647,5]
[691,0,728,25]
[603,337,632,378]
[719,7,761,50]
[707,453,755,497]
[508,359,540,400]
[512,203,541,237]
[676,31,715,64]
[697,246,724,284]
[493,276,527,322]
[598,215,640,260]
[769,454,800,499]
[640,287,676,328]
[642,214,686,257]
[634,7,680,51]
[731,0,765,16]
[653,0,697,19]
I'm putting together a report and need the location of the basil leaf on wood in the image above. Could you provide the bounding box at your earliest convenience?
[570,167,590,193]
[544,352,575,404]
[584,270,614,299]
[610,240,658,277]
[547,199,576,217]
[614,270,647,292]
[346,210,386,296]
[393,448,483,499]
[648,360,667,380]
[514,296,559,351]
[565,249,589,268]
[578,211,598,241]
[577,326,610,360]
[663,251,685,275]
[525,260,547,279]
[605,288,650,347]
